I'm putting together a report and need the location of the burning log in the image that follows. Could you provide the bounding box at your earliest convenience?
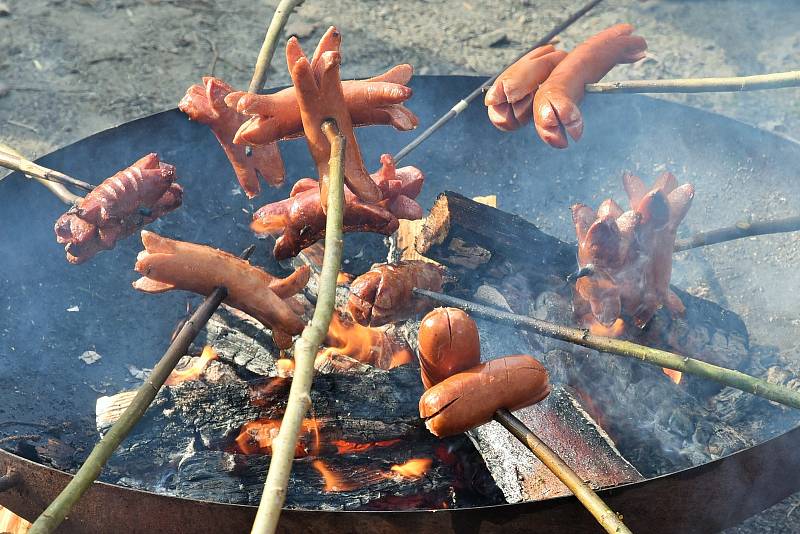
[471,386,644,501]
[95,353,503,509]
[415,191,575,286]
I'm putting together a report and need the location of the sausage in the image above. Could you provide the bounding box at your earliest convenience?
[54,155,183,264]
[286,27,383,209]
[533,24,647,148]
[77,153,176,224]
[419,355,550,437]
[251,154,425,260]
[417,308,481,389]
[347,261,444,327]
[133,231,308,338]
[179,77,285,198]
[227,63,418,146]
[572,171,694,335]
[484,45,567,131]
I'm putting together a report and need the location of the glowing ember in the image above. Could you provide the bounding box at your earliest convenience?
[319,312,413,370]
[388,458,432,480]
[331,439,401,455]
[165,345,219,386]
[233,418,320,456]
[337,272,354,285]
[662,368,683,385]
[312,459,357,492]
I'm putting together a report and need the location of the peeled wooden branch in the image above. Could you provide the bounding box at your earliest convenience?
[674,215,800,252]
[585,70,800,94]
[494,409,631,534]
[0,145,86,204]
[28,246,254,534]
[414,288,800,410]
[250,120,345,534]
[247,0,305,94]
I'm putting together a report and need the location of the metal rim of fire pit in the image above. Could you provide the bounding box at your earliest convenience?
[1,75,800,533]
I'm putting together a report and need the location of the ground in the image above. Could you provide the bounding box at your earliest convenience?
[1,0,799,531]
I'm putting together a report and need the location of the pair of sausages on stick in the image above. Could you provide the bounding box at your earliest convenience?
[417,308,550,437]
[485,23,647,148]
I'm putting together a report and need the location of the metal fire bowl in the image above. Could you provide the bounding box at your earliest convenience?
[2,75,800,533]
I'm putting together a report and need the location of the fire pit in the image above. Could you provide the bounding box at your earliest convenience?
[1,75,800,533]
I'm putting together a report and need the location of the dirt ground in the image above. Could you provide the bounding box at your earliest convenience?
[1,0,799,531]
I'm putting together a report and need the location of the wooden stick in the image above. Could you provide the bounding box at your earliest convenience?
[585,70,800,94]
[247,0,305,94]
[0,149,94,193]
[250,119,345,534]
[0,144,83,205]
[494,409,631,534]
[414,288,800,410]
[674,215,800,252]
[393,0,603,162]
[28,246,254,534]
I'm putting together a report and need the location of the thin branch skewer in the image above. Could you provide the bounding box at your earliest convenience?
[251,119,345,534]
[28,246,254,534]
[0,144,83,205]
[586,70,800,94]
[247,0,305,94]
[674,215,800,252]
[414,288,800,410]
[0,149,95,193]
[494,409,631,534]
[393,0,603,163]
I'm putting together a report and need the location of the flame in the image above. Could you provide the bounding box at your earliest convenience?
[387,458,432,480]
[275,358,295,377]
[165,345,218,386]
[233,418,320,456]
[331,439,401,455]
[662,368,683,385]
[312,459,358,492]
[588,318,626,338]
[319,313,413,370]
[337,272,354,285]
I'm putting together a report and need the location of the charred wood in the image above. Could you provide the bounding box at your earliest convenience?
[470,387,643,503]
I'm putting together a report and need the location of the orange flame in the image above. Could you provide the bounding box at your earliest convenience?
[387,458,432,480]
[233,418,320,457]
[662,368,683,385]
[275,358,295,378]
[312,459,358,492]
[337,272,354,285]
[331,439,401,455]
[165,345,219,386]
[319,313,413,370]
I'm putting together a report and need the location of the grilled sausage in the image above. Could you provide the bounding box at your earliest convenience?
[179,77,285,198]
[417,307,481,389]
[54,155,183,264]
[419,355,550,437]
[484,45,567,131]
[251,154,424,260]
[286,28,383,208]
[133,231,308,338]
[347,261,444,327]
[533,24,647,148]
[228,63,418,146]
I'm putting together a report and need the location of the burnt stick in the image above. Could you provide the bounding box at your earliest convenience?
[414,288,800,411]
[494,409,631,534]
[392,0,604,162]
[28,246,255,534]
